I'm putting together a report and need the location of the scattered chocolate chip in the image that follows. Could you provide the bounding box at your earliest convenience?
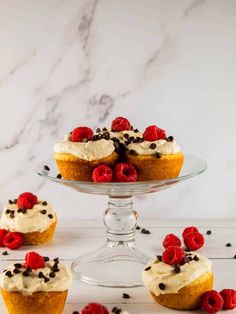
[112,307,122,314]
[185,247,191,252]
[26,267,32,272]
[44,256,49,262]
[57,174,62,179]
[44,277,50,283]
[234,254,236,259]
[141,228,151,234]
[49,272,56,278]
[38,272,44,278]
[156,255,162,261]
[2,251,8,256]
[72,311,80,314]
[14,263,22,268]
[42,201,47,206]
[125,140,131,145]
[155,152,161,159]
[6,209,11,214]
[226,243,232,247]
[103,131,110,140]
[22,208,27,214]
[8,200,13,204]
[92,135,99,141]
[13,199,17,204]
[96,128,101,133]
[173,264,181,273]
[122,293,130,299]
[206,230,212,235]
[10,213,15,219]
[129,149,138,156]
[136,225,141,230]
[166,136,174,142]
[193,255,199,261]
[145,266,151,271]
[44,165,50,171]
[124,133,129,139]
[134,128,139,133]
[53,264,60,272]
[5,271,13,277]
[17,208,23,213]
[159,283,165,290]
[40,210,47,215]
[48,214,53,219]
[54,257,59,264]
[23,271,30,277]
[149,143,157,149]
[131,125,133,130]
[102,127,107,131]
[13,268,20,274]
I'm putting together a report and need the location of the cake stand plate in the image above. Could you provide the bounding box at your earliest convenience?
[36,154,207,287]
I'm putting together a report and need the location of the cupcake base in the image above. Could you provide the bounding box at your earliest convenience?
[126,152,184,181]
[151,271,214,310]
[54,151,119,181]
[1,289,68,314]
[23,220,57,245]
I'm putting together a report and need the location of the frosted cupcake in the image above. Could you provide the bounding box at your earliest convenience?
[1,192,57,245]
[53,126,118,181]
[143,248,213,310]
[126,125,184,180]
[0,251,72,314]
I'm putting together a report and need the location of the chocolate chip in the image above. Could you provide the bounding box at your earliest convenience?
[17,208,23,213]
[193,255,199,261]
[141,228,151,234]
[96,128,101,133]
[103,131,110,140]
[6,209,11,214]
[26,267,32,272]
[184,257,191,263]
[173,264,181,273]
[38,272,44,278]
[102,127,107,131]
[129,150,138,156]
[159,283,165,290]
[155,152,161,158]
[14,263,22,268]
[22,208,27,214]
[136,225,141,230]
[149,143,156,149]
[57,174,62,179]
[124,133,129,139]
[226,243,232,247]
[206,230,212,235]
[145,266,151,271]
[44,277,50,283]
[42,201,47,206]
[156,255,162,262]
[166,136,174,142]
[234,254,236,259]
[92,135,99,141]
[8,200,13,204]
[5,271,13,277]
[13,268,20,274]
[122,293,130,299]
[134,128,139,133]
[2,251,8,256]
[125,140,131,145]
[72,311,80,314]
[112,307,122,314]
[185,247,191,252]
[49,272,56,278]
[44,165,50,171]
[41,210,47,215]
[44,256,50,262]
[23,271,30,277]
[13,199,17,204]
[48,214,53,219]
[10,213,15,219]
[54,257,59,264]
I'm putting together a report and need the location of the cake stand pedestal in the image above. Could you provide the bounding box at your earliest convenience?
[37,155,207,287]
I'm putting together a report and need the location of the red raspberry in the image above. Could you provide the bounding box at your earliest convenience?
[3,232,24,250]
[202,290,224,313]
[182,226,199,238]
[184,232,204,251]
[81,303,109,314]
[17,192,38,209]
[0,229,8,247]
[71,127,93,142]
[24,251,45,269]
[162,246,185,266]
[143,125,166,141]
[220,289,236,310]
[162,234,181,249]
[111,117,132,132]
[114,163,137,182]
[92,165,113,182]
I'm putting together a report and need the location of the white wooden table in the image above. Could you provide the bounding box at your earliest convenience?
[0,219,236,314]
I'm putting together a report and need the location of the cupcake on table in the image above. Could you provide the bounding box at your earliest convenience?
[0,192,57,247]
[0,251,72,314]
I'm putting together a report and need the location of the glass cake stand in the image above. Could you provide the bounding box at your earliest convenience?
[36,155,207,287]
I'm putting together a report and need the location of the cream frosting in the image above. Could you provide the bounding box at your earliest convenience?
[127,139,181,155]
[53,135,115,161]
[0,260,72,296]
[1,201,56,233]
[142,253,212,295]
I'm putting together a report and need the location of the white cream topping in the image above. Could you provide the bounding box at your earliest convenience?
[1,201,56,233]
[127,139,181,155]
[96,129,143,144]
[54,135,115,161]
[142,253,212,295]
[0,260,72,296]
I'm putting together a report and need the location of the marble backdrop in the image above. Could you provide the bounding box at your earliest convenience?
[0,0,236,221]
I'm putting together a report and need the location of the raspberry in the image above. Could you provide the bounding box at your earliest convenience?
[220,289,236,310]
[111,117,132,132]
[81,303,109,314]
[17,192,38,209]
[114,163,137,182]
[0,229,8,247]
[162,234,181,249]
[202,290,224,313]
[71,127,93,142]
[143,125,166,141]
[3,232,24,250]
[182,226,199,238]
[162,246,185,266]
[24,251,45,269]
[184,232,204,251]
[92,165,113,182]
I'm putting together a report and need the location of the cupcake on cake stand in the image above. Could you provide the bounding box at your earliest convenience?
[36,154,206,288]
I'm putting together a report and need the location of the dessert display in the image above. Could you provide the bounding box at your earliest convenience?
[53,116,184,182]
[0,251,72,314]
[0,192,57,246]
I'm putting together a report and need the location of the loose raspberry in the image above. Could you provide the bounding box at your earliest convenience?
[184,232,204,251]
[162,246,185,266]
[162,234,181,249]
[92,165,113,182]
[0,229,8,247]
[24,252,45,269]
[111,117,132,132]
[17,192,38,209]
[71,127,93,142]
[220,289,236,310]
[202,290,224,313]
[114,163,137,182]
[143,125,166,141]
[81,302,109,314]
[182,226,199,238]
[3,232,24,250]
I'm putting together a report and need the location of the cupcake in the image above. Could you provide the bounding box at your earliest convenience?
[53,126,119,181]
[1,192,57,246]
[126,125,184,181]
[0,251,72,314]
[142,249,214,310]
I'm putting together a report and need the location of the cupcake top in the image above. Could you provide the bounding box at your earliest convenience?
[0,252,72,296]
[142,252,212,296]
[1,192,56,233]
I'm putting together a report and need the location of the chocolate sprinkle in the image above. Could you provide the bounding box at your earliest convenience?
[159,283,166,290]
[57,174,62,179]
[44,165,50,171]
[2,251,8,256]
[173,264,181,273]
[40,210,47,215]
[122,293,130,299]
[42,201,47,206]
[226,243,232,247]
[206,230,212,235]
[145,266,151,271]
[48,214,53,219]
[149,143,157,149]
